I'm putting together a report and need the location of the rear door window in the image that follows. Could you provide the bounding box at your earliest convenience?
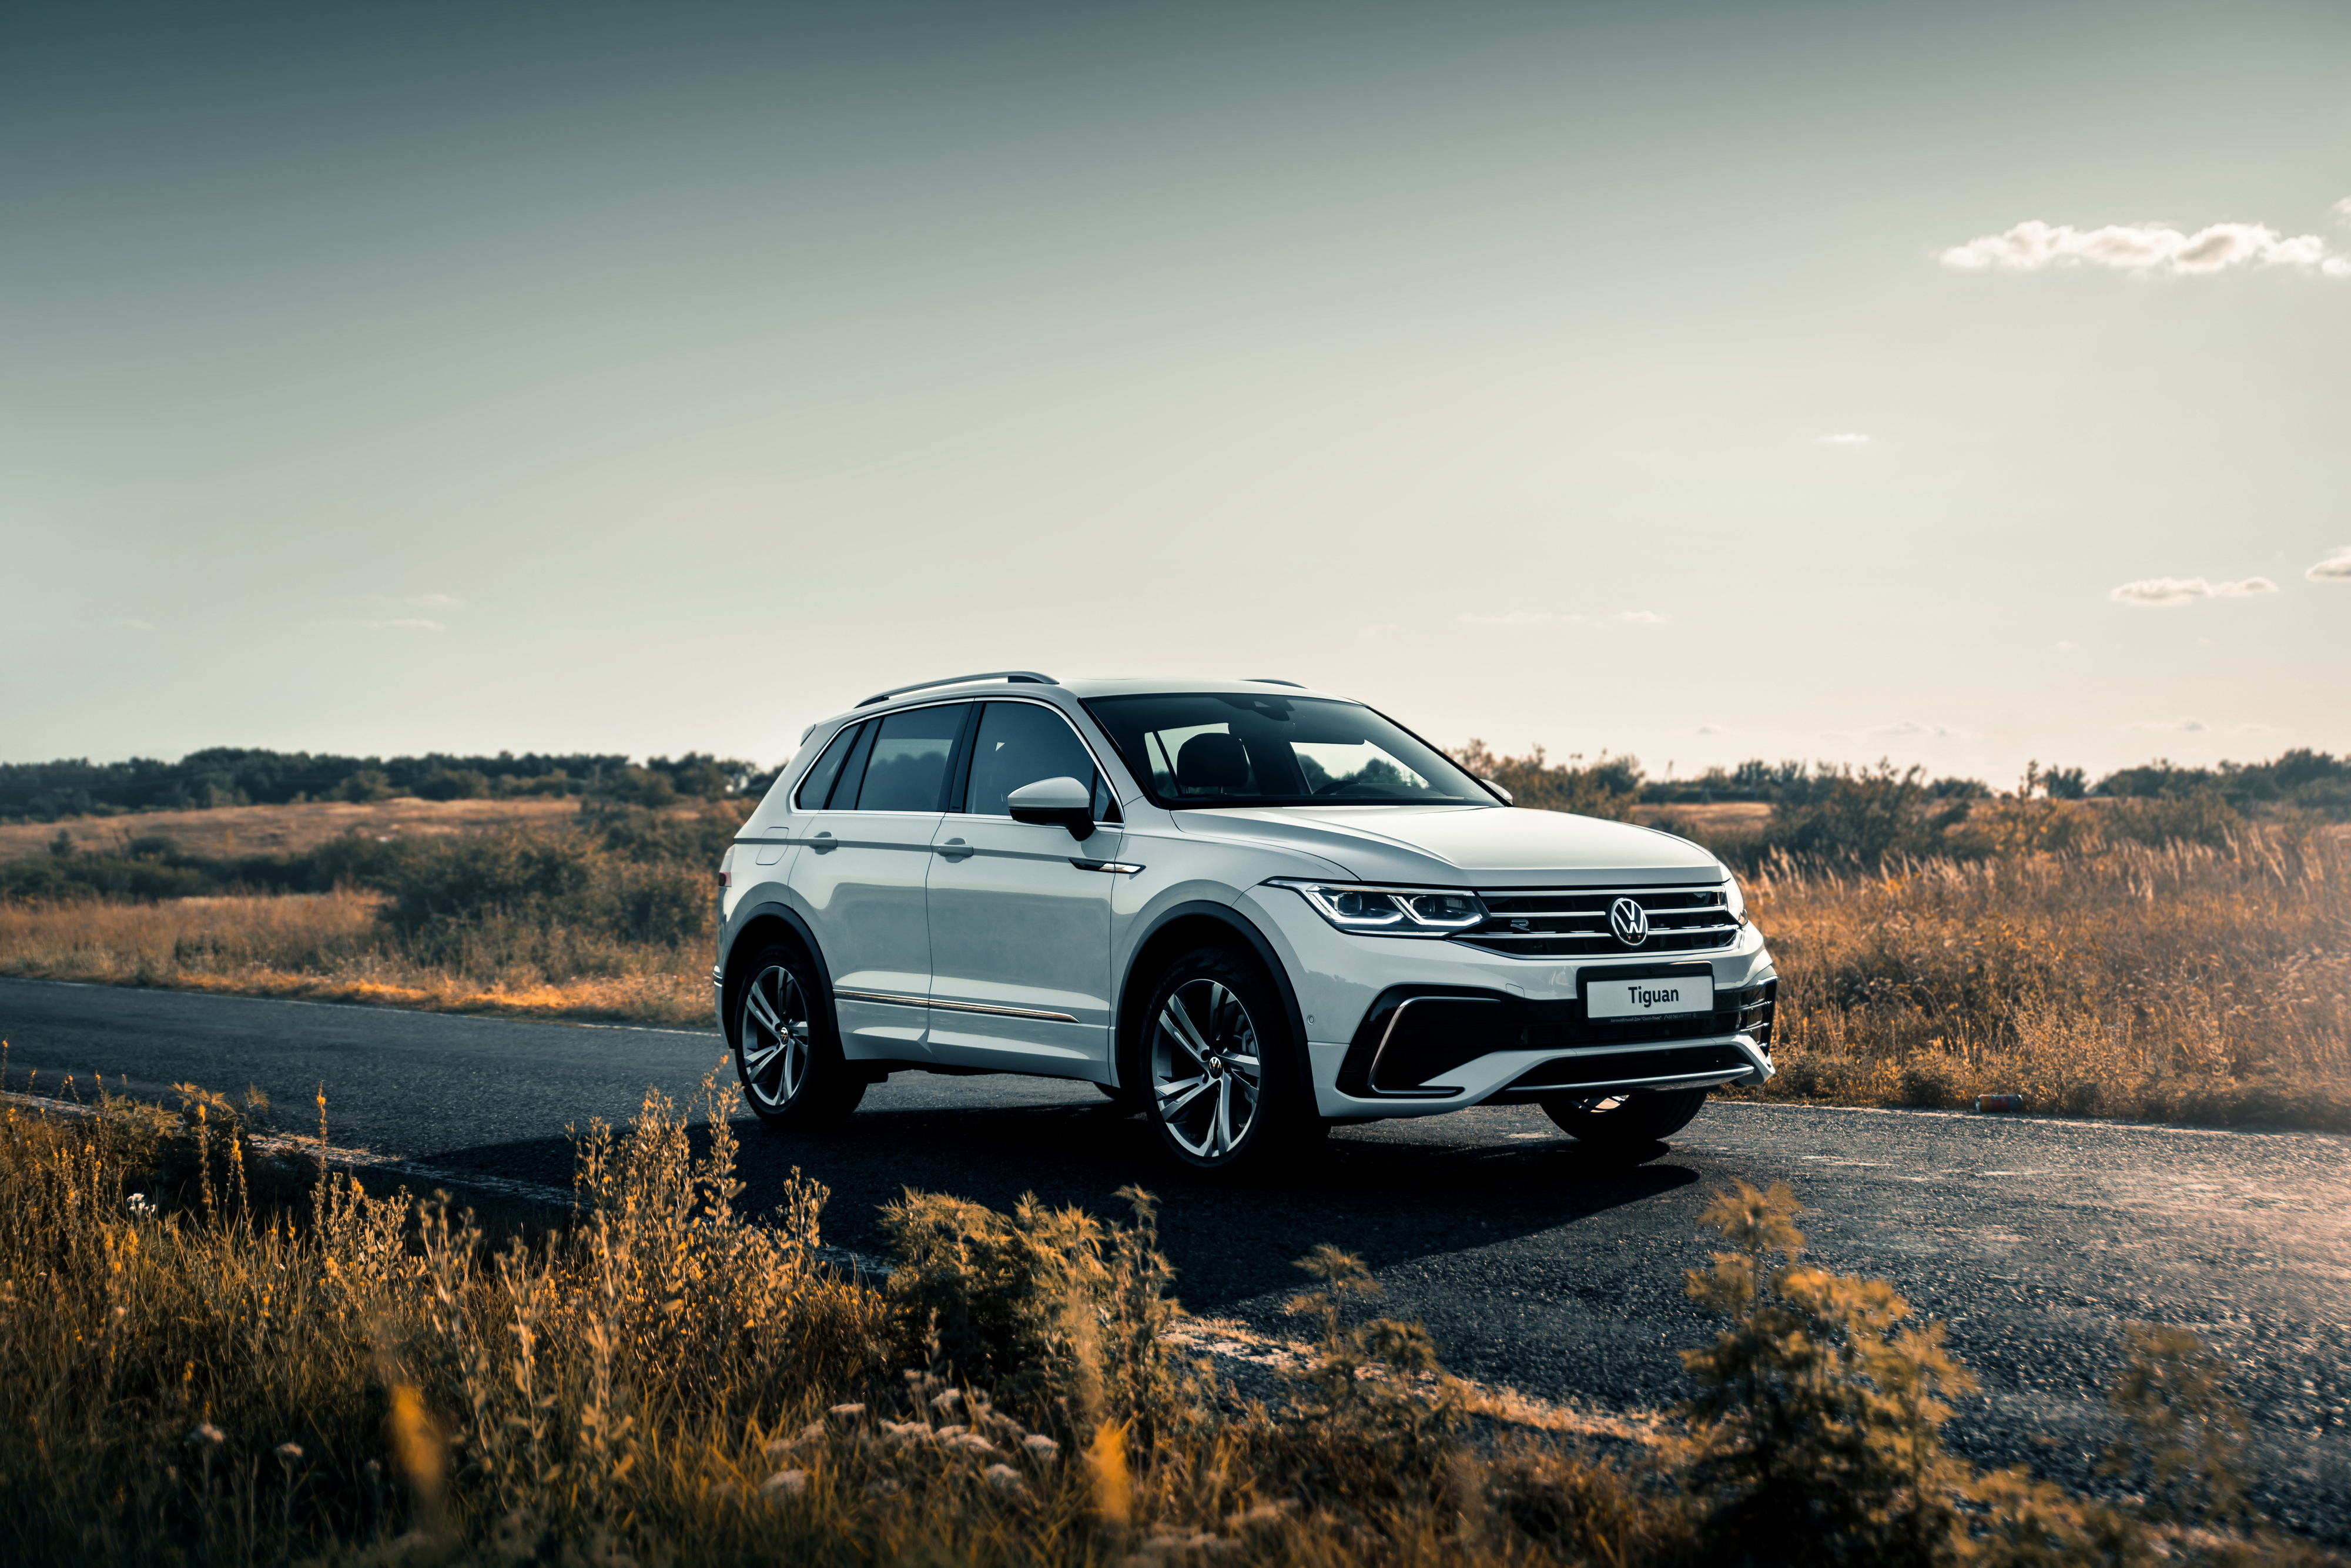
[853,703,971,813]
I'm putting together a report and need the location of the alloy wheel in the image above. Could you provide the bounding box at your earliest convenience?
[739,964,813,1111]
[1151,977,1262,1160]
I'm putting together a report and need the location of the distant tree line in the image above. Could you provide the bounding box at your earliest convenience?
[0,748,779,822]
[1619,748,2350,818]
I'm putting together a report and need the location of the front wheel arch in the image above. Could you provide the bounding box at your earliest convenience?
[1114,903,1312,1105]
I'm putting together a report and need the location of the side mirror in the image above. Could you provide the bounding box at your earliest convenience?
[1481,777,1513,804]
[1007,776,1097,841]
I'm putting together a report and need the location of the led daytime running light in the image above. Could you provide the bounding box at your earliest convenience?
[1270,880,1488,934]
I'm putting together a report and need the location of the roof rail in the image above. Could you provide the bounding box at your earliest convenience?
[1248,677,1304,688]
[857,670,1059,708]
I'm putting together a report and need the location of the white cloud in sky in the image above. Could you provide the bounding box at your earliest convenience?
[1458,610,1578,626]
[1817,433,1869,447]
[2306,547,2351,581]
[114,619,155,632]
[2128,718,2207,732]
[1616,610,1666,625]
[2109,575,2277,607]
[2335,197,2351,224]
[1941,219,2350,277]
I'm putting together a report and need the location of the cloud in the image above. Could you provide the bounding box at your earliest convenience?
[2306,547,2351,581]
[1940,219,2347,276]
[2109,575,2277,606]
[1696,724,1727,735]
[1456,611,1581,626]
[1816,433,1869,447]
[2128,718,2207,732]
[364,593,465,608]
[114,619,155,632]
[2054,640,2079,651]
[2335,197,2351,225]
[1615,610,1666,625]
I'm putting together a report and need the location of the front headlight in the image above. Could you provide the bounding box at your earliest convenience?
[1267,879,1487,935]
[1720,870,1746,925]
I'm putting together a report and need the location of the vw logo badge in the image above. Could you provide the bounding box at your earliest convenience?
[1609,896,1650,946]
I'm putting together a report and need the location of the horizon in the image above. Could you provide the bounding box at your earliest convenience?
[5,1,2346,780]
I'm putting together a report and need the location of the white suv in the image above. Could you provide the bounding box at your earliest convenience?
[715,673,1776,1177]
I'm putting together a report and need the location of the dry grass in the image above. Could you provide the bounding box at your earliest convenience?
[0,893,714,1026]
[1,1084,2329,1567]
[1731,825,2351,1127]
[0,796,582,865]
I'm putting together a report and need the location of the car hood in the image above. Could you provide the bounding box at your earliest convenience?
[1170,804,1724,887]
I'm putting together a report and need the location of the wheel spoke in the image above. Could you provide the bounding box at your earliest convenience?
[1213,1076,1234,1154]
[1158,1077,1212,1117]
[1158,1000,1213,1066]
[745,984,784,1038]
[1222,1053,1260,1075]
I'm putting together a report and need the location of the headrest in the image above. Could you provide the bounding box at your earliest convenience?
[1175,732,1250,790]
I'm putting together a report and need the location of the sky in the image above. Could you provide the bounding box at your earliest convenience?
[3,0,2346,786]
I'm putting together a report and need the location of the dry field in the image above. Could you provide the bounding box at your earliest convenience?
[1733,826,2349,1126]
[0,892,715,1026]
[0,795,581,863]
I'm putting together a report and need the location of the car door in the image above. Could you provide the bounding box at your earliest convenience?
[793,701,974,1061]
[923,699,1124,1074]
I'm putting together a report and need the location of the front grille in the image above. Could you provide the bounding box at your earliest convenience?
[1451,885,1742,959]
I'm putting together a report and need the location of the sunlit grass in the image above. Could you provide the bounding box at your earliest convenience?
[1733,825,2350,1127]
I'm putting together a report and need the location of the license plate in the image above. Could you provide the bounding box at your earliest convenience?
[1584,972,1712,1020]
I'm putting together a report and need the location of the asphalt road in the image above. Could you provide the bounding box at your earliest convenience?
[6,976,2347,1540]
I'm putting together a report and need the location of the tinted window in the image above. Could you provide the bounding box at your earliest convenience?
[853,703,969,813]
[1083,693,1486,808]
[823,721,878,809]
[963,702,1102,817]
[793,722,864,810]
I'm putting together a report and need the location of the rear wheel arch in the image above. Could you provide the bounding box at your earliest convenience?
[721,904,832,1050]
[1114,903,1311,1100]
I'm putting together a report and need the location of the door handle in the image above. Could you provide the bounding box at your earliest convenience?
[935,838,974,860]
[812,832,836,854]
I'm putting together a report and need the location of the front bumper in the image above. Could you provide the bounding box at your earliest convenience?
[1235,884,1778,1119]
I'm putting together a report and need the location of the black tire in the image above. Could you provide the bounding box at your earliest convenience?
[1096,1080,1146,1111]
[1539,1087,1709,1147]
[732,942,866,1129]
[1136,946,1325,1179]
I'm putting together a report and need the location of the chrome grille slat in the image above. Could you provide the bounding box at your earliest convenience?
[1451,883,1741,959]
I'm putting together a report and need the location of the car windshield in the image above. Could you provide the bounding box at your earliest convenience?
[1083,692,1489,808]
